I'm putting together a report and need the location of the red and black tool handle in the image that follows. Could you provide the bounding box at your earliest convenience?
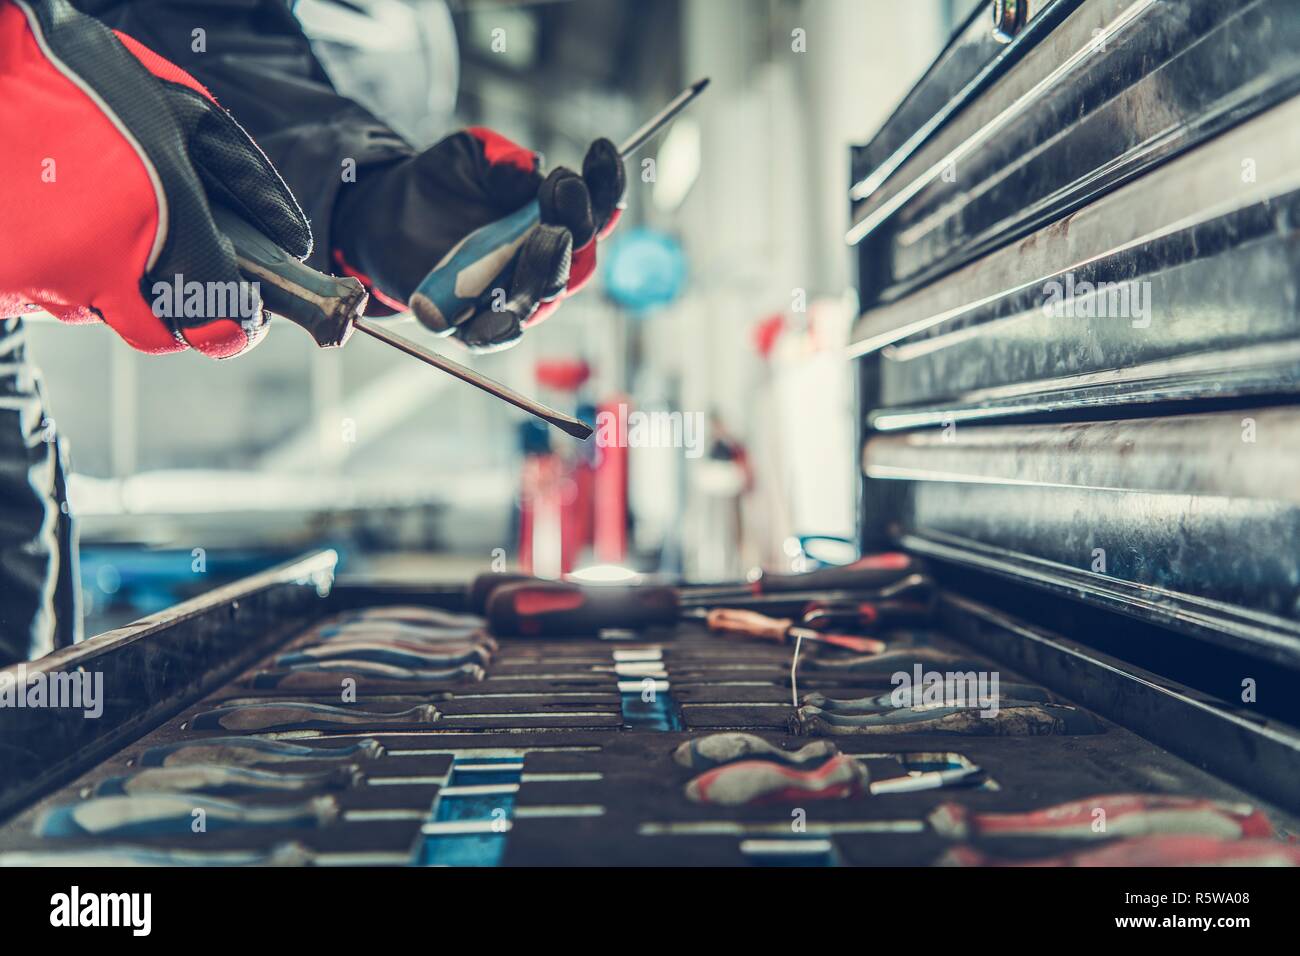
[485,580,679,636]
[703,608,885,654]
[467,552,925,613]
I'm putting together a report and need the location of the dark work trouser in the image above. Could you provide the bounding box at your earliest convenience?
[0,318,80,665]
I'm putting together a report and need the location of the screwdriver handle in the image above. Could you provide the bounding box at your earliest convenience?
[407,78,711,335]
[409,200,541,333]
[799,598,934,631]
[213,204,367,347]
[485,581,679,636]
[704,610,886,654]
[704,608,791,643]
[468,571,538,613]
[190,701,439,732]
[785,627,887,655]
[139,736,385,768]
[95,763,360,797]
[36,794,338,837]
[249,663,481,690]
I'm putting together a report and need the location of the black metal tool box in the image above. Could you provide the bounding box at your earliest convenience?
[0,547,1295,866]
[2,0,1298,866]
[849,0,1300,808]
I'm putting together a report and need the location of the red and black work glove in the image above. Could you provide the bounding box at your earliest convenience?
[332,127,626,352]
[0,0,310,357]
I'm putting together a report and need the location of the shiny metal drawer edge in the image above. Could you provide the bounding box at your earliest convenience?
[865,408,1300,502]
[848,93,1300,357]
[905,532,1300,668]
[870,340,1300,430]
[848,0,1158,240]
[849,0,1068,203]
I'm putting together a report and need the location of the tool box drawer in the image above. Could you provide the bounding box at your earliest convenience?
[853,98,1300,415]
[848,0,1300,666]
[2,561,1296,866]
[850,0,1300,304]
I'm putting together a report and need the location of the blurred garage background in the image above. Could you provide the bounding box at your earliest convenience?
[24,0,974,632]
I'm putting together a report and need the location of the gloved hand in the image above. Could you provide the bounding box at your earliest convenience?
[0,0,310,357]
[332,127,626,352]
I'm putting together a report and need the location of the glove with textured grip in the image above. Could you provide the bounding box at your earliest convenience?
[0,0,310,357]
[332,127,625,352]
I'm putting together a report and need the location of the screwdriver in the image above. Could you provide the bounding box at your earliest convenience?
[802,683,1056,713]
[697,608,886,654]
[36,794,341,838]
[798,592,936,632]
[928,794,1276,841]
[136,736,387,768]
[685,753,869,807]
[93,764,362,798]
[247,660,485,691]
[408,78,710,337]
[219,80,708,440]
[466,553,928,613]
[794,701,1102,736]
[274,640,491,669]
[672,733,840,772]
[483,572,932,637]
[214,205,593,439]
[188,700,439,733]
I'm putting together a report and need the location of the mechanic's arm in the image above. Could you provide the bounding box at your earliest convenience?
[0,0,311,356]
[76,0,626,351]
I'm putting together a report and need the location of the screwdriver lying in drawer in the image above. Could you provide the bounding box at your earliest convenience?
[793,701,1102,736]
[136,737,386,768]
[187,701,440,733]
[697,608,886,653]
[274,641,491,670]
[135,736,598,775]
[93,764,362,798]
[485,575,934,636]
[467,554,928,612]
[36,794,341,837]
[247,660,485,691]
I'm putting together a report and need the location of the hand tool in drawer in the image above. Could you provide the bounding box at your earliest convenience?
[35,794,341,838]
[308,620,490,645]
[797,592,936,632]
[697,608,887,654]
[672,733,840,771]
[929,794,1277,841]
[794,702,1101,736]
[94,764,363,798]
[468,553,927,612]
[138,737,386,768]
[246,660,485,691]
[799,646,988,674]
[676,738,837,775]
[332,606,484,630]
[485,573,933,637]
[188,701,440,733]
[274,640,491,669]
[938,835,1300,868]
[672,732,987,794]
[802,683,1057,713]
[685,754,870,807]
